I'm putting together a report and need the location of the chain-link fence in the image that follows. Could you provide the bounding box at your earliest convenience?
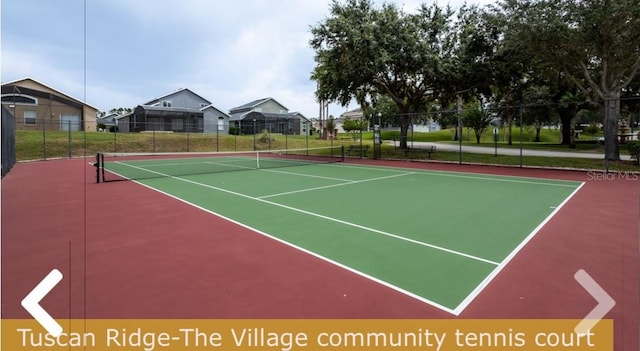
[345,100,640,171]
[14,120,313,161]
[11,100,640,172]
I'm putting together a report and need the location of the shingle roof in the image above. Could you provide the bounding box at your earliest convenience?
[1,77,99,110]
[143,88,212,106]
[229,110,299,122]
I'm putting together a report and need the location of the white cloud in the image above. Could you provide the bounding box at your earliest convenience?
[2,0,498,117]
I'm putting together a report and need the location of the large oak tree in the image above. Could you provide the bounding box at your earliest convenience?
[310,0,461,149]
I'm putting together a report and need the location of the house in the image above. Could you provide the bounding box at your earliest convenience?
[339,106,441,133]
[120,88,230,133]
[229,97,309,135]
[97,112,123,131]
[337,108,366,133]
[0,77,98,131]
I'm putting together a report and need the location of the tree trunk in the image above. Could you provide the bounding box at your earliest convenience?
[559,110,578,148]
[603,93,621,160]
[568,114,577,148]
[535,125,541,142]
[560,118,571,146]
[399,115,411,149]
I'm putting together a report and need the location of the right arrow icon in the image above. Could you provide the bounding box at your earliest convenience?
[574,269,616,335]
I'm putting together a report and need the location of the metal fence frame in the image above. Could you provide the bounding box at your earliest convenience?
[2,106,16,177]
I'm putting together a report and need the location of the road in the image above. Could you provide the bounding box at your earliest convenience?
[389,141,633,161]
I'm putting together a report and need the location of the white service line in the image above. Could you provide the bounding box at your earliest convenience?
[258,171,416,199]
[262,168,353,182]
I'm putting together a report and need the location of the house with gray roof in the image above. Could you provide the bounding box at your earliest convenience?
[229,97,309,135]
[118,88,230,133]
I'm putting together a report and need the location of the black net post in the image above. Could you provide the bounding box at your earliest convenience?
[95,153,101,183]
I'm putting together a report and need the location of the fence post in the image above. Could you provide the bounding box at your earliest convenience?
[519,107,523,168]
[42,120,47,160]
[68,121,72,158]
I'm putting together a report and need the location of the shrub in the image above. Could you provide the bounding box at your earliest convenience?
[627,140,640,165]
[583,123,601,135]
[228,126,241,135]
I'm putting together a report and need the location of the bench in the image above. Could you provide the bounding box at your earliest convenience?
[347,144,369,157]
[404,145,437,160]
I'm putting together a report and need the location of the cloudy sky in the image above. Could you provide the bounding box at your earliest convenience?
[2,0,495,118]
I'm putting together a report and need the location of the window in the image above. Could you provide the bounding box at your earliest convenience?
[162,100,172,107]
[218,117,225,131]
[24,110,36,125]
[1,94,37,105]
[200,103,208,108]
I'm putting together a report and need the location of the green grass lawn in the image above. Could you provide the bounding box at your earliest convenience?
[14,129,639,172]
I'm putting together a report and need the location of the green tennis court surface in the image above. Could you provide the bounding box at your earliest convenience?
[102,155,583,314]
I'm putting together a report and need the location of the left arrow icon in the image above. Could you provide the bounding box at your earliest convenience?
[21,269,64,337]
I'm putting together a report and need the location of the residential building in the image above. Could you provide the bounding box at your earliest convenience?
[118,88,230,133]
[0,78,98,131]
[229,97,309,135]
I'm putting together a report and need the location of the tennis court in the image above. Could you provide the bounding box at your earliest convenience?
[97,147,583,314]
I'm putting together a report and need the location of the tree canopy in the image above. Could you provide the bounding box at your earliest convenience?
[310,0,464,148]
[310,0,640,157]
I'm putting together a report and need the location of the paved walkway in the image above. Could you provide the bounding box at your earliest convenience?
[389,140,633,161]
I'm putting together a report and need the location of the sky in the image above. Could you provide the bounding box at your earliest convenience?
[1,0,496,118]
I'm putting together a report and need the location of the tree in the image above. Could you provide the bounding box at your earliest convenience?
[514,0,640,160]
[310,0,461,149]
[558,90,589,147]
[462,102,492,143]
[522,85,557,142]
[109,107,132,115]
[342,118,369,141]
[483,2,534,146]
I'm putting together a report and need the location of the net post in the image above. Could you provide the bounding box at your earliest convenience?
[95,153,101,183]
[101,153,105,182]
[256,150,260,169]
[340,145,345,162]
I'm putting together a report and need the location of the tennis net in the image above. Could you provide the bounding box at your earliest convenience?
[96,146,345,183]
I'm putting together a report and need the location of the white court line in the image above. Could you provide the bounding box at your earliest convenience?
[451,182,586,315]
[317,162,581,187]
[115,161,498,266]
[259,171,416,199]
[263,168,353,182]
[109,161,583,314]
[127,179,459,315]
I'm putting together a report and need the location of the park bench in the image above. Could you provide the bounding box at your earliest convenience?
[404,145,437,160]
[347,144,369,157]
